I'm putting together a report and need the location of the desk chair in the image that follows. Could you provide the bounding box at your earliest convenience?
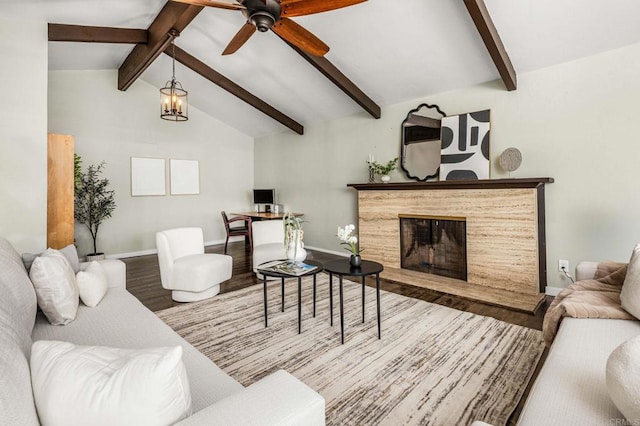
[221,211,252,254]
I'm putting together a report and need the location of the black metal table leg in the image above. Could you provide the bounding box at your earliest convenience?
[281,277,285,312]
[263,275,268,327]
[376,273,381,339]
[329,272,333,326]
[362,276,366,323]
[313,274,317,318]
[340,275,344,344]
[298,276,302,334]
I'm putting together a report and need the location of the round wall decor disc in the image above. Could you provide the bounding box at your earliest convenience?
[498,148,522,172]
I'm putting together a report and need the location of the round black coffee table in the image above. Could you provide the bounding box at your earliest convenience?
[323,259,384,344]
[257,259,324,334]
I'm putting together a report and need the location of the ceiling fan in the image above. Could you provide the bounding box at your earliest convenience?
[172,0,366,56]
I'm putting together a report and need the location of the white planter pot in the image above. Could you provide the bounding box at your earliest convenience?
[381,175,391,183]
[86,253,105,262]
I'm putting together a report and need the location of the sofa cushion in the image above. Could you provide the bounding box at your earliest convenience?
[29,249,79,325]
[32,288,244,412]
[606,335,640,422]
[77,261,108,307]
[621,243,640,319]
[0,237,39,424]
[31,340,192,426]
[518,318,640,426]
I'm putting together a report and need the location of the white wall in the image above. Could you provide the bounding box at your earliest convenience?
[0,18,48,253]
[48,70,254,257]
[255,41,640,290]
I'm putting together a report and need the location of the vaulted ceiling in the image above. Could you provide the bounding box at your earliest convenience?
[3,0,640,137]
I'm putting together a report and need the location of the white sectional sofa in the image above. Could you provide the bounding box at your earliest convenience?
[517,261,640,425]
[0,236,325,425]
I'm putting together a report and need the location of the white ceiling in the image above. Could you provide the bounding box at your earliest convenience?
[3,0,640,137]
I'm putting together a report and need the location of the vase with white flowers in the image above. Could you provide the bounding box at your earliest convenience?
[284,212,307,262]
[337,224,364,267]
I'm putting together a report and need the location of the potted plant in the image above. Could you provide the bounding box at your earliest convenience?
[368,157,399,183]
[74,161,116,260]
[337,224,363,267]
[283,212,306,262]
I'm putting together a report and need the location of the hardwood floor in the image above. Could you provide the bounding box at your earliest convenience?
[123,241,550,330]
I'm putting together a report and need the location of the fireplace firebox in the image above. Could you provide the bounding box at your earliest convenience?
[399,215,467,281]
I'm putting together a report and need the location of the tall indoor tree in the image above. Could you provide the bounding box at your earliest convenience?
[74,161,116,257]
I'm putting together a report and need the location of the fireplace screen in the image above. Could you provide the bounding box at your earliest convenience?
[399,215,467,281]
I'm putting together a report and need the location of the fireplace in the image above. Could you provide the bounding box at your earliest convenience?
[399,215,467,281]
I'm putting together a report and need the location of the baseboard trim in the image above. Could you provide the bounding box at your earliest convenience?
[545,286,563,296]
[305,245,349,258]
[106,237,242,259]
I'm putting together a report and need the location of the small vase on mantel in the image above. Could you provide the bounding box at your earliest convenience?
[350,254,362,267]
[381,175,391,183]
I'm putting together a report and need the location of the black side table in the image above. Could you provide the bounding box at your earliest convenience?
[257,260,324,334]
[324,259,384,344]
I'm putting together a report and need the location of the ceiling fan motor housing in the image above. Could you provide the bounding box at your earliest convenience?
[242,0,281,31]
[250,11,275,32]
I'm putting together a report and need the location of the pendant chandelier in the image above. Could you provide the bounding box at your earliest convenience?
[160,39,188,122]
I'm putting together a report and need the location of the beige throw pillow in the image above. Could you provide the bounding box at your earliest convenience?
[29,249,79,325]
[621,243,640,319]
[606,335,640,422]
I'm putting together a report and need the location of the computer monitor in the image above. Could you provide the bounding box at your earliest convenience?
[253,189,275,205]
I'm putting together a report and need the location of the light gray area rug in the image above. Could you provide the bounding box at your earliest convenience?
[156,275,544,425]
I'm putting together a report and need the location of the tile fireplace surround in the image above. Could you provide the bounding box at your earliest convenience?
[348,178,553,312]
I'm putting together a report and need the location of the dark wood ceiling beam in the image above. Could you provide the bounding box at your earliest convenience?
[48,24,148,44]
[169,46,304,135]
[282,38,380,119]
[117,2,203,91]
[464,0,517,91]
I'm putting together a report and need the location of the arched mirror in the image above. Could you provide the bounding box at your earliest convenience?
[400,103,446,181]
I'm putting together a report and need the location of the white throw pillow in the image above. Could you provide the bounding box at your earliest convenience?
[30,340,192,426]
[29,249,79,325]
[606,335,640,422]
[621,243,640,319]
[76,261,108,307]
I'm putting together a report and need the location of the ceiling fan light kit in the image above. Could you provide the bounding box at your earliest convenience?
[160,40,189,122]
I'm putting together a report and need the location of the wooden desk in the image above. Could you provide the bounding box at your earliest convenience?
[230,212,303,221]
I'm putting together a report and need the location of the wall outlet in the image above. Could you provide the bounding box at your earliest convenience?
[558,259,569,272]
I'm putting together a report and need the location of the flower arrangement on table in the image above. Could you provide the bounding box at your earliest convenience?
[337,224,364,267]
[367,156,398,183]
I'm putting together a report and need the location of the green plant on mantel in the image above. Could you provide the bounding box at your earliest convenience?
[74,161,116,256]
[369,157,399,176]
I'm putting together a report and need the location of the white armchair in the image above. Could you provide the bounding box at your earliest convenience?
[252,220,286,278]
[156,227,232,302]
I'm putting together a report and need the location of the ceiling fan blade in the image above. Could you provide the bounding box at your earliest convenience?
[272,18,329,56]
[222,22,257,55]
[170,0,245,11]
[280,0,366,17]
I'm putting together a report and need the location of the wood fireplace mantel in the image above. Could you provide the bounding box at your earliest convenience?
[348,177,553,191]
[348,177,554,312]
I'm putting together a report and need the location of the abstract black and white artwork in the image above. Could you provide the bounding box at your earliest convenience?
[440,110,491,180]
